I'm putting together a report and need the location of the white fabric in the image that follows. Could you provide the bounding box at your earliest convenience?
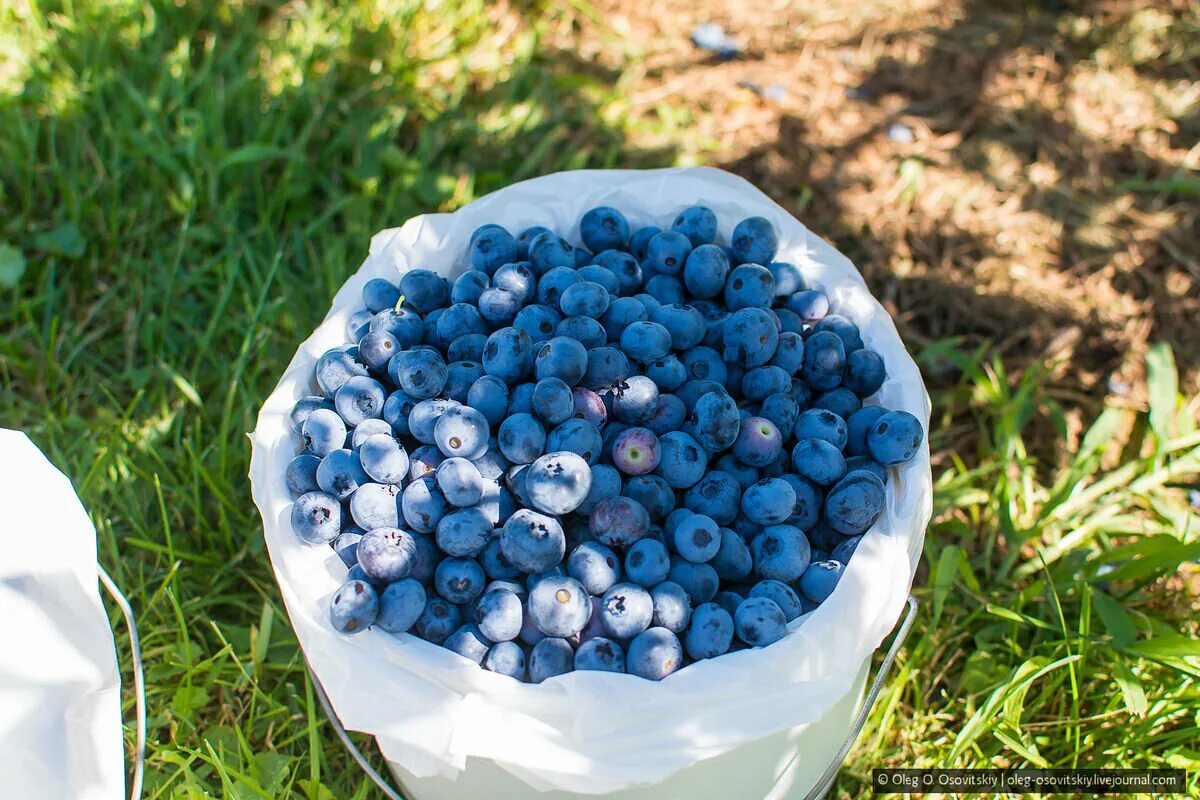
[0,429,126,800]
[250,167,932,795]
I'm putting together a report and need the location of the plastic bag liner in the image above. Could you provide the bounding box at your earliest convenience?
[249,167,932,796]
[0,429,127,800]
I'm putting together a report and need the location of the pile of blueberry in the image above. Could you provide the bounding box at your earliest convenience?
[285,206,924,682]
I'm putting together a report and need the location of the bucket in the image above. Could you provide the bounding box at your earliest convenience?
[250,167,933,800]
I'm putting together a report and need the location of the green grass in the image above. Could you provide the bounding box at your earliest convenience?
[1,2,1198,798]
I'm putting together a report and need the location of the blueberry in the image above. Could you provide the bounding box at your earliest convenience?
[350,482,402,530]
[302,408,348,457]
[710,527,754,581]
[599,583,654,640]
[845,455,888,484]
[620,321,673,363]
[371,307,425,348]
[568,542,622,596]
[329,580,379,634]
[356,330,400,372]
[557,315,607,349]
[536,266,581,308]
[673,513,720,563]
[643,228,697,275]
[643,354,688,392]
[577,463,622,515]
[632,293,662,314]
[589,496,651,548]
[611,427,661,475]
[759,393,801,440]
[535,336,589,386]
[580,206,630,252]
[741,478,797,526]
[668,558,719,605]
[731,416,782,468]
[414,597,462,644]
[347,309,373,341]
[624,538,671,587]
[482,326,535,383]
[316,448,370,500]
[724,264,775,310]
[452,269,492,305]
[629,225,662,262]
[601,296,648,340]
[846,406,887,456]
[525,378,570,426]
[843,348,886,397]
[443,361,484,404]
[529,637,575,682]
[434,557,487,604]
[684,602,735,659]
[469,226,519,274]
[716,453,758,490]
[483,641,526,679]
[529,575,592,637]
[526,451,592,515]
[315,348,369,398]
[436,303,486,343]
[401,476,448,533]
[332,529,363,567]
[435,457,485,507]
[779,473,822,530]
[648,305,704,352]
[577,264,621,297]
[475,287,520,325]
[627,627,683,681]
[528,232,576,275]
[593,249,643,294]
[672,205,718,247]
[408,444,445,481]
[680,345,728,384]
[812,314,864,352]
[434,405,490,460]
[582,346,630,390]
[349,418,395,449]
[741,365,792,401]
[824,471,886,535]
[473,587,524,642]
[570,386,608,428]
[497,413,545,464]
[395,349,448,400]
[722,307,778,368]
[362,278,401,313]
[500,508,566,574]
[445,623,492,665]
[830,535,863,565]
[356,527,417,584]
[734,596,787,647]
[651,581,692,633]
[730,216,778,265]
[775,308,805,335]
[517,225,553,260]
[791,438,847,487]
[644,393,688,435]
[651,430,705,489]
[479,536,520,580]
[609,375,660,425]
[399,269,450,313]
[866,410,924,466]
[409,533,442,584]
[683,471,741,525]
[712,591,744,618]
[786,289,829,323]
[376,579,427,634]
[546,418,603,464]
[750,525,811,582]
[462,377,507,429]
[359,433,410,485]
[291,491,342,545]
[644,274,686,305]
[749,579,802,622]
[682,244,731,299]
[382,390,417,437]
[767,261,804,297]
[813,387,861,420]
[799,560,845,603]
[622,474,675,521]
[794,408,849,449]
[575,637,626,672]
[691,391,741,452]
[286,454,322,496]
[290,396,336,433]
[435,506,491,558]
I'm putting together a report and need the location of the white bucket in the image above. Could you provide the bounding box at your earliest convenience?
[251,167,932,800]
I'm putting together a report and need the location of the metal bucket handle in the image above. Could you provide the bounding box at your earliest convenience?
[309,594,919,800]
[99,565,147,800]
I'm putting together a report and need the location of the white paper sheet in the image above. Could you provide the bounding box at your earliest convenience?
[0,429,127,800]
[250,167,932,795]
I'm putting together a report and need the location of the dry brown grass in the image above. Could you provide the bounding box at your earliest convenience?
[553,0,1199,403]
